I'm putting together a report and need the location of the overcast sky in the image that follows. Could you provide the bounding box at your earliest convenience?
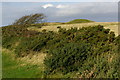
[1,0,119,2]
[2,2,118,26]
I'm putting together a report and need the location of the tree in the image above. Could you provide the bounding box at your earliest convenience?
[13,13,46,26]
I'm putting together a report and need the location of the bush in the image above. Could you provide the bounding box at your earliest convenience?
[57,26,61,28]
[44,42,91,74]
[44,25,118,77]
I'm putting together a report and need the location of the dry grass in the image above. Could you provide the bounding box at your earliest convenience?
[2,48,46,66]
[104,25,118,36]
[79,66,96,78]
[28,22,118,36]
[2,48,47,73]
[17,51,46,65]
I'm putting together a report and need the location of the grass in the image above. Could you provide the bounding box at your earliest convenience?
[2,49,44,78]
[28,22,118,36]
[2,49,78,78]
[2,48,88,78]
[66,19,94,24]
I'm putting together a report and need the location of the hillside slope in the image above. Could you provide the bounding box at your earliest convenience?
[67,19,94,24]
[28,22,118,36]
[2,22,119,78]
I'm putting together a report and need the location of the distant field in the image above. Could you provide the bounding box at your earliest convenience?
[28,22,118,36]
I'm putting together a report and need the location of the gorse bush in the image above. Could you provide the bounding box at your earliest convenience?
[44,42,91,74]
[43,25,119,76]
[2,25,40,51]
[15,32,55,57]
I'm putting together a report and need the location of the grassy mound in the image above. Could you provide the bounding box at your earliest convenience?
[67,19,94,24]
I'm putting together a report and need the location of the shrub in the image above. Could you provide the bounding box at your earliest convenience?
[57,26,61,28]
[44,42,91,74]
[42,29,47,33]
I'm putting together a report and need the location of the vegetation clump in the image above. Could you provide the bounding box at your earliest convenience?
[43,25,119,78]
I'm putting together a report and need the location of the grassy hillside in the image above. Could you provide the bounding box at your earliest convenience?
[2,49,44,78]
[28,22,118,36]
[67,19,94,24]
[2,21,120,78]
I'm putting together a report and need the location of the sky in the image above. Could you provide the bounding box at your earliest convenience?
[1,2,119,26]
[1,0,119,2]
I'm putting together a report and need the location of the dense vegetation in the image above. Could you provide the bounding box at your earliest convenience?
[2,22,120,78]
[67,19,94,24]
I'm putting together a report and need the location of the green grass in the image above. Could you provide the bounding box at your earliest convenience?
[2,50,77,78]
[2,51,44,78]
[67,19,94,24]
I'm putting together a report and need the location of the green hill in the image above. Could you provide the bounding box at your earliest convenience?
[67,19,94,24]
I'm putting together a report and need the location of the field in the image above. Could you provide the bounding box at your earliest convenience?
[28,22,119,36]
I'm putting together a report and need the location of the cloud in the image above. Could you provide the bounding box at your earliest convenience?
[42,4,67,9]
[53,3,118,17]
[56,4,67,8]
[42,4,54,9]
[44,3,118,22]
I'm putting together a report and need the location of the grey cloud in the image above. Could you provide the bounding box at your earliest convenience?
[43,3,118,22]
